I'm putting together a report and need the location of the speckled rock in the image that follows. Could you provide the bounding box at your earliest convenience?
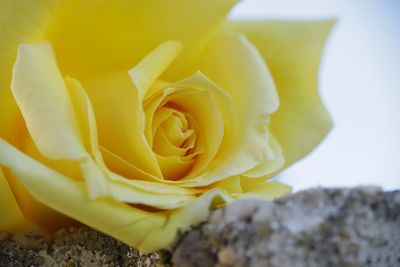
[172,187,400,267]
[0,227,159,267]
[2,188,399,267]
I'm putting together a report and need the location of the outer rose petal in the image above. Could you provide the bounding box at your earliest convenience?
[0,0,54,145]
[0,139,232,252]
[11,42,109,198]
[228,20,334,169]
[0,0,238,85]
[239,178,292,201]
[209,175,291,203]
[45,0,239,78]
[0,0,239,144]
[2,165,78,231]
[0,0,53,89]
[0,167,27,232]
[11,42,87,161]
[243,135,285,178]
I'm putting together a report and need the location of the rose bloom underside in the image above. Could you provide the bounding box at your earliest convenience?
[0,0,333,251]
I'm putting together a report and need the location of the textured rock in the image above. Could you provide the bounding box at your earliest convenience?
[0,228,159,267]
[172,187,400,267]
[1,187,399,267]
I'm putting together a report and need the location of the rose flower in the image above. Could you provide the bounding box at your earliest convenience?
[0,0,333,251]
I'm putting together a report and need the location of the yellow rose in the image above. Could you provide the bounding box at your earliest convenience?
[0,1,333,251]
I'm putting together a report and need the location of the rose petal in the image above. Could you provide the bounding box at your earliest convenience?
[216,176,243,197]
[0,139,163,249]
[0,139,231,251]
[139,190,233,251]
[155,155,195,182]
[166,89,224,179]
[144,88,177,146]
[2,158,78,231]
[0,97,21,146]
[12,43,186,205]
[0,1,56,146]
[11,42,109,198]
[104,177,196,209]
[100,146,161,181]
[129,41,182,100]
[0,0,238,142]
[0,167,27,232]
[11,42,87,160]
[228,20,334,169]
[197,33,279,185]
[22,137,83,181]
[0,0,52,88]
[64,77,99,158]
[141,71,230,181]
[66,77,198,208]
[45,0,239,78]
[239,177,292,201]
[153,125,190,157]
[160,72,235,182]
[243,135,285,178]
[82,70,162,178]
[160,114,192,148]
[105,170,200,196]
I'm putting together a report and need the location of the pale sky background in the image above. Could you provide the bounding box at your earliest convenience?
[231,0,400,191]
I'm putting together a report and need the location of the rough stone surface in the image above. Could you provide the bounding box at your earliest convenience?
[172,187,400,267]
[1,187,399,267]
[0,227,159,267]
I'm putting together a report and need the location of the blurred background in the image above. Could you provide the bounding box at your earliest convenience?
[231,0,400,191]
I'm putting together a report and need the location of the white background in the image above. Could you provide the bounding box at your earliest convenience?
[231,0,400,191]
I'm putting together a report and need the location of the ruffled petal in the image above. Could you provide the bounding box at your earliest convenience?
[228,20,334,168]
[197,33,280,184]
[239,177,292,201]
[243,135,285,178]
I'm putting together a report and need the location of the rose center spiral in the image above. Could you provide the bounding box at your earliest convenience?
[152,108,197,157]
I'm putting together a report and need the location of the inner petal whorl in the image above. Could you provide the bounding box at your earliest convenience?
[152,108,197,158]
[161,113,193,148]
[143,73,228,182]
